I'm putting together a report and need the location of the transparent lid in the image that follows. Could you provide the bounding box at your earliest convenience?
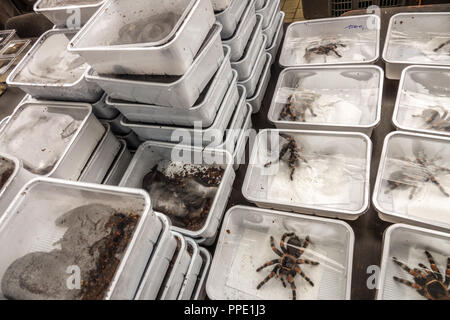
[207,206,354,300]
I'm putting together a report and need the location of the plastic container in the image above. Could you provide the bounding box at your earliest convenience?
[105,45,232,127]
[103,140,132,186]
[0,58,17,76]
[238,37,268,98]
[255,0,265,10]
[34,0,106,28]
[268,65,384,137]
[231,14,264,81]
[261,1,280,47]
[392,65,450,137]
[383,13,450,80]
[256,0,279,29]
[7,29,103,103]
[266,11,285,62]
[223,0,257,62]
[159,232,192,300]
[100,114,132,136]
[79,124,121,184]
[68,0,215,76]
[243,129,372,221]
[247,53,272,113]
[85,24,224,108]
[207,206,354,300]
[211,0,232,12]
[0,101,105,181]
[215,0,248,39]
[135,213,177,300]
[192,247,212,300]
[120,71,240,146]
[0,40,30,59]
[376,224,450,300]
[373,131,450,232]
[0,177,162,300]
[92,93,119,120]
[0,30,16,49]
[0,153,35,217]
[280,15,381,68]
[119,142,235,240]
[116,131,141,150]
[178,238,203,300]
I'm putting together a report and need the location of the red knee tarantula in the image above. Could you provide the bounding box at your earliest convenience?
[256,233,319,300]
[393,251,449,300]
[264,134,309,181]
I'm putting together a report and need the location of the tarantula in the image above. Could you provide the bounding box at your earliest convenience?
[385,150,450,199]
[433,40,450,54]
[393,251,449,300]
[413,107,450,132]
[279,94,318,122]
[256,233,319,300]
[304,42,347,62]
[264,134,309,181]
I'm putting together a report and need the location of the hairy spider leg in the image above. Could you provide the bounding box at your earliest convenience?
[257,265,280,290]
[287,273,297,300]
[297,259,320,266]
[393,276,426,297]
[295,266,315,286]
[426,176,450,197]
[256,259,281,272]
[425,251,443,281]
[270,236,284,257]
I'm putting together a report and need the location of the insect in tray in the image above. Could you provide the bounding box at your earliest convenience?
[256,233,319,300]
[385,150,450,199]
[264,134,309,181]
[433,40,450,54]
[413,107,450,132]
[304,42,347,62]
[392,251,449,300]
[279,94,318,122]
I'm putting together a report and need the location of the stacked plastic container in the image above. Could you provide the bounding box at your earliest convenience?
[217,0,276,113]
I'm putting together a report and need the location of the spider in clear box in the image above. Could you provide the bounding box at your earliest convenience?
[256,233,319,300]
[264,134,309,181]
[413,107,450,132]
[392,251,449,300]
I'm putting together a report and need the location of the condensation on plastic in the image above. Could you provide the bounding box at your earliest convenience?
[393,65,450,137]
[376,224,450,300]
[206,205,354,300]
[280,15,380,68]
[269,66,383,134]
[374,131,450,231]
[243,130,372,220]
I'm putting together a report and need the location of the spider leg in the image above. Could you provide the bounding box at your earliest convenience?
[279,272,287,288]
[409,185,419,200]
[393,257,423,281]
[428,176,450,197]
[257,265,280,290]
[297,259,320,266]
[425,251,443,282]
[287,273,297,300]
[445,257,449,287]
[295,266,315,287]
[270,236,284,257]
[306,103,317,117]
[393,276,427,298]
[280,232,295,253]
[256,259,281,272]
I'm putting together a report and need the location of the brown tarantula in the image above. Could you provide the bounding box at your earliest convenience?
[393,251,449,300]
[279,94,317,122]
[385,150,450,199]
[413,107,450,132]
[256,233,319,300]
[304,42,347,62]
[264,134,309,181]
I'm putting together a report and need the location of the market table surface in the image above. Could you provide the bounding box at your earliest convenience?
[0,4,448,301]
